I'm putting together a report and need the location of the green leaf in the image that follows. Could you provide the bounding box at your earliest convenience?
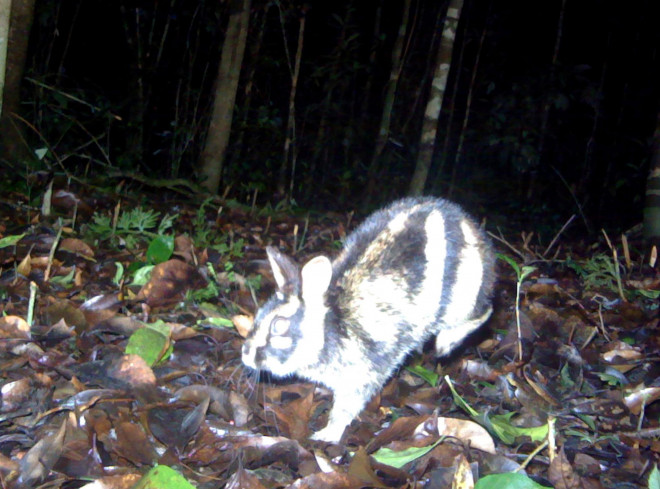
[0,233,25,248]
[147,235,174,264]
[445,375,478,418]
[132,465,197,489]
[475,472,552,489]
[125,323,172,366]
[649,464,660,489]
[147,319,171,336]
[487,412,548,444]
[371,440,440,469]
[520,265,537,281]
[595,370,625,387]
[131,264,155,286]
[497,253,520,278]
[637,289,660,299]
[446,376,547,444]
[206,317,235,328]
[34,147,49,160]
[113,262,125,285]
[576,414,597,431]
[49,267,76,286]
[406,365,438,386]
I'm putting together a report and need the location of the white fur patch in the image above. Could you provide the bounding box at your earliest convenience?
[284,296,302,312]
[442,220,484,328]
[270,335,293,349]
[268,252,288,290]
[351,209,448,343]
[387,211,411,234]
[242,352,256,369]
[301,256,332,303]
[288,303,327,369]
[354,275,404,342]
[416,210,447,324]
[435,306,492,355]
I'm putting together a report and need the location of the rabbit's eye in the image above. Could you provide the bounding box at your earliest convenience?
[270,317,290,336]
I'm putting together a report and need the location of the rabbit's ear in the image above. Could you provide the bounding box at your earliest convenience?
[300,255,332,303]
[266,246,301,296]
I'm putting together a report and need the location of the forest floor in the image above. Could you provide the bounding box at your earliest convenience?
[0,187,659,489]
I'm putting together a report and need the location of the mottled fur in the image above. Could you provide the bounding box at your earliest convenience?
[242,197,495,442]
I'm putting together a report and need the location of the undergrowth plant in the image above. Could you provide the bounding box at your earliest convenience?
[497,254,536,362]
[87,206,177,249]
[566,232,660,304]
[192,197,216,247]
[566,253,624,298]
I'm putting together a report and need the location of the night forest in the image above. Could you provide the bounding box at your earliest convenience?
[1,0,660,488]
[1,0,657,234]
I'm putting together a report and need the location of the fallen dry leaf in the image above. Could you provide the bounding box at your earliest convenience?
[18,416,68,487]
[436,417,496,454]
[233,313,254,337]
[225,467,269,489]
[137,259,207,307]
[451,453,474,489]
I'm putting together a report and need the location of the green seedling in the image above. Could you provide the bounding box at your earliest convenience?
[192,197,216,247]
[497,254,536,362]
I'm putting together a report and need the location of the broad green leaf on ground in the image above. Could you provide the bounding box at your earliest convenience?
[125,322,173,366]
[206,316,235,328]
[49,267,76,286]
[147,234,175,264]
[406,365,438,386]
[475,473,552,489]
[487,412,548,444]
[446,376,547,444]
[131,264,155,285]
[372,440,440,469]
[649,464,660,489]
[132,465,196,489]
[0,233,25,247]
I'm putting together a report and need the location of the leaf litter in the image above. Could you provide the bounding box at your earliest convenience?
[0,193,659,488]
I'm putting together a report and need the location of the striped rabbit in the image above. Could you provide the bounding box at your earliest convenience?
[242,197,495,442]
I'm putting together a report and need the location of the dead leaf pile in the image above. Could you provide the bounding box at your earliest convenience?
[0,195,658,488]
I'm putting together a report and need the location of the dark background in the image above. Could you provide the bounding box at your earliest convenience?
[13,0,660,236]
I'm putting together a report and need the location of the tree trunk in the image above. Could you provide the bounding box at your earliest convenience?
[200,0,251,193]
[0,0,36,166]
[643,109,660,245]
[229,2,269,175]
[278,6,307,200]
[534,0,567,200]
[448,0,485,197]
[408,0,463,196]
[308,2,355,201]
[364,0,411,203]
[0,0,11,116]
[351,0,381,174]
